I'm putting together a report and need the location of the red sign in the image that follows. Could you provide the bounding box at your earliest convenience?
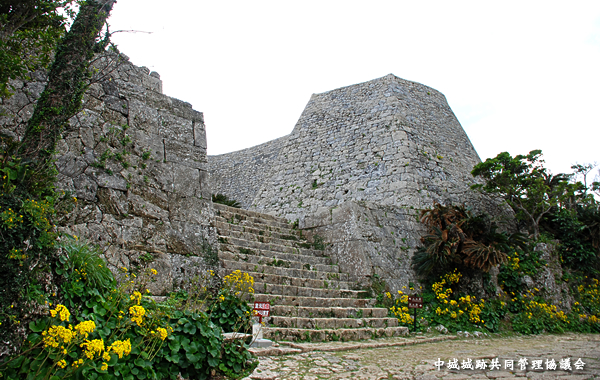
[253,302,270,322]
[408,296,423,309]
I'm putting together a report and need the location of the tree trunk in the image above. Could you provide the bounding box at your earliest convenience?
[18,0,116,188]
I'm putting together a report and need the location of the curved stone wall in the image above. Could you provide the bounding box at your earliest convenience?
[208,136,287,209]
[207,74,507,291]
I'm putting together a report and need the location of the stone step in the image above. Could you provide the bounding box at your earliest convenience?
[220,236,328,257]
[221,254,339,273]
[213,203,288,225]
[232,271,352,290]
[215,220,302,240]
[215,213,290,230]
[219,250,332,268]
[270,316,398,329]
[254,293,374,308]
[270,305,389,319]
[263,326,409,342]
[219,229,309,249]
[253,282,366,299]
[215,220,309,243]
[220,262,349,283]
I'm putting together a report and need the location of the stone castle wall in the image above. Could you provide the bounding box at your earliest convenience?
[0,54,216,295]
[208,74,507,291]
[208,136,287,209]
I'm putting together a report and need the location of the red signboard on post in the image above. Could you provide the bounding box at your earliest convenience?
[408,296,423,309]
[253,302,270,323]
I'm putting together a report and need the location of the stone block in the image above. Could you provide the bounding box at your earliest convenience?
[73,173,98,201]
[158,110,193,143]
[144,253,173,296]
[129,99,160,135]
[165,139,206,169]
[86,167,128,191]
[55,152,89,178]
[128,192,168,220]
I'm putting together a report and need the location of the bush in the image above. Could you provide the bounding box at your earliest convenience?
[0,241,259,379]
[212,194,241,208]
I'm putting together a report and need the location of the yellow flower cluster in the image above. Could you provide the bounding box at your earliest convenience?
[130,291,142,305]
[129,305,146,326]
[507,253,520,271]
[80,339,105,360]
[73,320,96,339]
[73,268,87,282]
[50,304,71,322]
[8,247,26,261]
[42,325,75,348]
[223,270,255,295]
[23,199,53,231]
[523,299,568,322]
[431,272,485,324]
[0,207,23,229]
[151,327,168,341]
[108,338,132,358]
[390,305,413,324]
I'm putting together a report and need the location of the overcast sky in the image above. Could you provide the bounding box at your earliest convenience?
[107,1,600,178]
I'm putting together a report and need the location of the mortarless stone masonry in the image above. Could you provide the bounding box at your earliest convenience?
[2,62,509,295]
[0,53,216,295]
[209,74,507,291]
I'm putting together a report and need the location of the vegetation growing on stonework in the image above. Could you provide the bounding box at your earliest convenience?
[0,1,259,378]
[401,151,600,335]
[212,193,241,208]
[411,202,527,277]
[0,246,259,379]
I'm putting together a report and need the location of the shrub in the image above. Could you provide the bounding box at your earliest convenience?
[212,194,241,208]
[0,242,259,379]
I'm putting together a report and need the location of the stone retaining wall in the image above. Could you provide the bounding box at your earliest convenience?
[0,53,216,295]
[208,74,508,291]
[208,136,287,209]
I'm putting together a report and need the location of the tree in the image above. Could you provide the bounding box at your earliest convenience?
[471,150,573,240]
[0,0,115,356]
[18,0,116,191]
[0,0,75,98]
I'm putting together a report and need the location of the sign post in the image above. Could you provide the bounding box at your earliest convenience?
[253,301,270,324]
[407,296,423,332]
[251,302,272,348]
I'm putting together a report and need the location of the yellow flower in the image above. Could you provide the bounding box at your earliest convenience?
[108,339,132,358]
[150,268,158,275]
[49,304,70,322]
[80,339,105,360]
[130,291,142,305]
[42,325,74,348]
[74,320,96,338]
[156,327,168,341]
[100,362,108,371]
[56,359,67,368]
[129,305,146,326]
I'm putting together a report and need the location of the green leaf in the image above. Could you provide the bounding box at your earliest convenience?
[29,319,47,332]
[93,304,107,316]
[186,353,200,363]
[168,340,181,351]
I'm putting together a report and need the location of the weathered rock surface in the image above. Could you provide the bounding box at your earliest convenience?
[0,54,216,294]
[209,74,508,292]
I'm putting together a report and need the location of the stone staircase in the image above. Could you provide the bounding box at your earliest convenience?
[213,203,408,342]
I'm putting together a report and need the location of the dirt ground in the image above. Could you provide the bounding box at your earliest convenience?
[244,333,600,380]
